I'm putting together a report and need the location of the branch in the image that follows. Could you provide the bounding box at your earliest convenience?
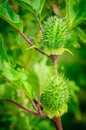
[33,98,43,111]
[51,55,59,73]
[17,29,51,59]
[52,55,58,66]
[5,99,47,118]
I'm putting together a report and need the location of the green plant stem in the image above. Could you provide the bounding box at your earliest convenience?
[5,99,47,118]
[51,57,63,130]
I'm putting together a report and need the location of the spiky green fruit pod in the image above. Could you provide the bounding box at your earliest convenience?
[40,74,70,118]
[43,16,69,55]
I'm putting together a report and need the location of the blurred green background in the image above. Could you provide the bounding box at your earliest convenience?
[0,0,86,130]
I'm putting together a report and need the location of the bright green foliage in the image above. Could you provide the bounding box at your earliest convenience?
[65,0,86,28]
[41,74,70,118]
[0,63,33,98]
[0,0,23,30]
[0,66,33,99]
[43,16,69,55]
[0,35,33,99]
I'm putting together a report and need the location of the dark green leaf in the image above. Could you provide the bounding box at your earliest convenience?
[0,34,9,63]
[75,27,86,44]
[0,0,23,30]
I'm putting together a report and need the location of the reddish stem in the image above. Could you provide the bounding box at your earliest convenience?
[17,30,51,59]
[52,117,63,130]
[5,99,47,118]
[38,89,41,113]
[51,55,58,66]
[33,99,43,111]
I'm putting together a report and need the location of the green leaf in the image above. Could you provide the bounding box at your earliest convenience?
[65,0,86,28]
[27,60,57,97]
[0,64,25,81]
[0,0,23,30]
[0,63,33,99]
[28,70,39,98]
[33,59,51,94]
[0,34,9,63]
[26,45,37,50]
[14,0,45,15]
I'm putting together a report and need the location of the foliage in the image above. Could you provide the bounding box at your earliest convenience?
[65,0,86,28]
